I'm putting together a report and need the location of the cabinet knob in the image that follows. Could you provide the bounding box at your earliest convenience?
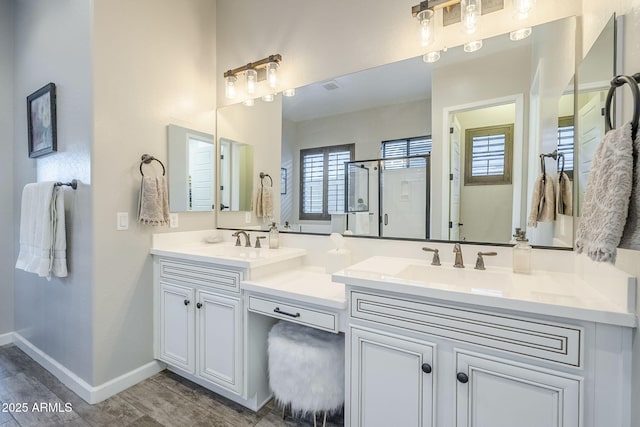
[184,299,190,306]
[196,302,202,309]
[456,372,469,384]
[421,363,432,374]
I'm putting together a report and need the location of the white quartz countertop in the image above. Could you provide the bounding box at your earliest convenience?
[150,242,307,269]
[242,266,346,310]
[332,256,637,327]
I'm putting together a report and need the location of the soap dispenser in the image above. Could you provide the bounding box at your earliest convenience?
[512,229,531,274]
[268,222,279,249]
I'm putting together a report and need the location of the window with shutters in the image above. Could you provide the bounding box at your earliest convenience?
[381,136,432,169]
[464,124,513,185]
[299,144,355,220]
[557,116,574,179]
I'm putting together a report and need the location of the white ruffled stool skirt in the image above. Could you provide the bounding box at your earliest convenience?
[268,320,345,426]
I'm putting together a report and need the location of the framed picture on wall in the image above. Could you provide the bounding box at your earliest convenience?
[27,82,57,158]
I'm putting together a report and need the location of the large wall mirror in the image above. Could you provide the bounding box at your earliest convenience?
[215,14,619,248]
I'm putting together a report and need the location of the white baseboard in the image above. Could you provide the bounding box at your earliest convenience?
[0,332,14,346]
[12,333,164,404]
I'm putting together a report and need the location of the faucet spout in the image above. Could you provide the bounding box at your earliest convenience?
[453,243,464,268]
[232,231,251,247]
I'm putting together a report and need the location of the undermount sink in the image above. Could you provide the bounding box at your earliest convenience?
[394,264,513,296]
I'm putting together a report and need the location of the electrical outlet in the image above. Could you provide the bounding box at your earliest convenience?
[116,212,128,230]
[170,213,179,228]
[245,212,252,223]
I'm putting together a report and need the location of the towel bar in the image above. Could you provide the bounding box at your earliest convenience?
[54,180,78,190]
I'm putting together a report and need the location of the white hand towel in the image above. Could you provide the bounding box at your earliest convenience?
[254,185,274,221]
[15,182,68,280]
[576,123,634,262]
[527,173,556,227]
[138,176,169,226]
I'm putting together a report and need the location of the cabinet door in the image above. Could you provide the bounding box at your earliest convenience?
[159,282,195,373]
[197,290,242,394]
[456,351,581,427]
[350,327,434,427]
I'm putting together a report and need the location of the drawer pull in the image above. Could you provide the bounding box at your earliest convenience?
[274,307,301,318]
[421,363,432,374]
[457,372,469,384]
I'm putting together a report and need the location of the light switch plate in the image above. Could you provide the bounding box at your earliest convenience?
[245,212,251,223]
[117,212,128,230]
[169,213,179,228]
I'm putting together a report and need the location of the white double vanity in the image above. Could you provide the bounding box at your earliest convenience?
[150,230,636,427]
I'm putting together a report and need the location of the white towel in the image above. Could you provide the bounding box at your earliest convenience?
[15,182,68,280]
[620,129,640,249]
[138,176,169,226]
[527,173,556,227]
[575,123,634,262]
[254,185,274,221]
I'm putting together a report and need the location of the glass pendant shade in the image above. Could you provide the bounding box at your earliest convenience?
[417,9,435,46]
[510,27,532,41]
[464,40,483,53]
[246,69,257,95]
[513,0,535,20]
[243,98,255,107]
[283,88,296,97]
[423,51,441,63]
[225,75,237,99]
[266,62,279,88]
[262,93,274,102]
[461,0,481,34]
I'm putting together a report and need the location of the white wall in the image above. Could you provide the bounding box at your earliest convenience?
[582,0,640,420]
[0,0,14,336]
[12,0,94,383]
[92,0,216,385]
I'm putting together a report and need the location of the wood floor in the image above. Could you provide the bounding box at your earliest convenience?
[0,344,344,427]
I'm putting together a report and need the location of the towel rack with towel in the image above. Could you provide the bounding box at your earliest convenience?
[538,150,565,182]
[140,154,166,176]
[259,172,273,187]
[54,180,78,190]
[604,73,640,140]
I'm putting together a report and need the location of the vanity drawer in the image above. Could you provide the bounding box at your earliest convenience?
[159,259,242,293]
[248,295,338,333]
[350,290,582,367]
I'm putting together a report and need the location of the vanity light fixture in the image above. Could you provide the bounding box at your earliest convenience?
[423,50,441,63]
[464,39,483,52]
[512,0,535,20]
[223,54,283,99]
[283,88,296,97]
[510,27,532,41]
[262,93,275,102]
[412,1,436,46]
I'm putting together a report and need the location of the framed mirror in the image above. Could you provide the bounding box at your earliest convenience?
[167,124,215,212]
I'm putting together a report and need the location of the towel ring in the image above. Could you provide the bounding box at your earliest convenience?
[604,74,640,141]
[557,153,565,176]
[140,154,166,176]
[259,172,273,187]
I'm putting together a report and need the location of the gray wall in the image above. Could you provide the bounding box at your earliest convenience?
[12,0,94,384]
[0,0,14,336]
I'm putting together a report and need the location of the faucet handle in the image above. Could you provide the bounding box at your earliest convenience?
[232,233,241,247]
[245,233,252,247]
[475,251,497,270]
[422,247,441,266]
[255,236,266,248]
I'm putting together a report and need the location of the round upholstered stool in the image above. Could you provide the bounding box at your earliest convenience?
[268,320,345,427]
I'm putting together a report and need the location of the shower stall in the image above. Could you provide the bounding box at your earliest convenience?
[344,154,430,239]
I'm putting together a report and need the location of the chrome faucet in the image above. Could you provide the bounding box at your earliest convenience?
[453,243,464,268]
[232,231,251,247]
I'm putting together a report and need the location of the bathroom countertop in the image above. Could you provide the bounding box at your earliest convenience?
[242,266,347,310]
[332,256,637,327]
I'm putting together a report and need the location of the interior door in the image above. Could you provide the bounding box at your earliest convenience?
[449,121,462,240]
[188,137,215,211]
[577,90,606,215]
